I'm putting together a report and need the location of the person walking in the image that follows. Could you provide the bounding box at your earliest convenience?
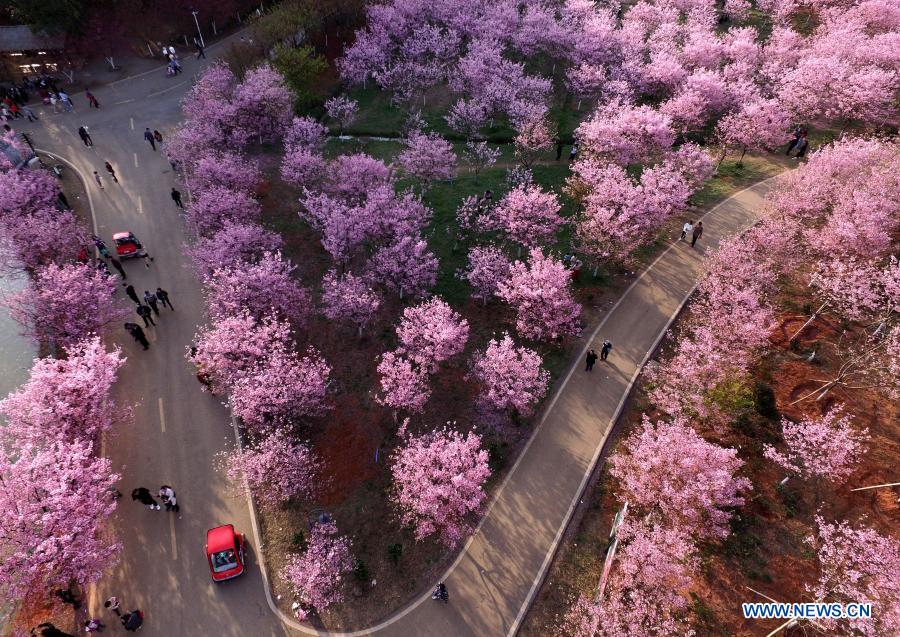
[569,141,579,161]
[143,127,156,150]
[156,287,174,310]
[120,610,144,632]
[124,284,140,304]
[785,126,802,155]
[585,348,598,371]
[600,340,612,361]
[86,90,100,108]
[153,129,163,144]
[83,618,104,633]
[431,582,448,603]
[136,304,155,327]
[195,38,206,59]
[143,290,160,316]
[104,161,118,183]
[49,94,62,113]
[171,187,183,209]
[555,138,563,161]
[58,91,74,111]
[22,105,37,121]
[691,221,703,247]
[680,220,693,241]
[78,125,93,147]
[130,487,160,510]
[93,171,103,189]
[124,323,150,350]
[792,133,808,159]
[159,485,179,512]
[104,596,121,616]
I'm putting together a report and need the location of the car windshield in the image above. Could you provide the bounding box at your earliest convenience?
[212,549,237,572]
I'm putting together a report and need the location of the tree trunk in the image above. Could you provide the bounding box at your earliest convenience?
[789,301,829,343]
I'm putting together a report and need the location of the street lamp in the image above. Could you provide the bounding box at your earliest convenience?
[191,10,205,49]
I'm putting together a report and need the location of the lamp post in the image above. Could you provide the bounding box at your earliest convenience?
[191,10,205,48]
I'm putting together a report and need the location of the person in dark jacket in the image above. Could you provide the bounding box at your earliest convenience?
[130,488,159,509]
[156,287,174,310]
[124,284,140,304]
[136,304,155,327]
[124,323,150,350]
[143,290,160,315]
[585,348,598,371]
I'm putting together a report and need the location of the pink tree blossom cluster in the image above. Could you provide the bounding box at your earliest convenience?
[470,332,549,417]
[0,336,125,599]
[390,426,491,546]
[324,96,359,133]
[280,521,355,614]
[459,245,511,303]
[222,430,318,507]
[397,129,457,188]
[481,184,565,253]
[320,269,381,335]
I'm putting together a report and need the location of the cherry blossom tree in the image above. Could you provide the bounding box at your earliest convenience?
[203,251,310,325]
[459,245,511,303]
[222,430,317,507]
[192,150,261,193]
[715,98,791,165]
[446,99,488,140]
[325,96,359,134]
[609,414,751,540]
[0,165,59,221]
[368,235,438,299]
[496,249,582,341]
[284,116,328,151]
[0,208,86,272]
[513,116,555,168]
[190,311,292,394]
[186,221,283,277]
[810,256,898,325]
[5,263,126,348]
[576,101,675,166]
[229,344,331,434]
[281,521,354,614]
[321,269,381,335]
[395,297,469,373]
[397,130,457,188]
[484,184,564,253]
[807,517,900,637]
[463,140,500,177]
[280,146,327,189]
[325,153,394,202]
[0,336,125,443]
[471,333,549,416]
[185,186,261,237]
[763,406,868,483]
[232,64,293,143]
[375,351,431,415]
[391,427,491,546]
[0,437,120,599]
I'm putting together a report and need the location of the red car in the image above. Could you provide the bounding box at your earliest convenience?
[206,524,246,582]
[113,231,146,259]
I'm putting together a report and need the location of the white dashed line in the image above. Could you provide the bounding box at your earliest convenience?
[133,153,139,168]
[158,397,166,433]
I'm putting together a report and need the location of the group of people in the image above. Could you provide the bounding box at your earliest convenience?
[786,126,809,159]
[585,340,613,371]
[123,284,174,348]
[82,596,145,633]
[131,485,179,512]
[680,220,704,247]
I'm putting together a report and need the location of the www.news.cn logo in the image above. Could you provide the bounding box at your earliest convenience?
[742,602,873,620]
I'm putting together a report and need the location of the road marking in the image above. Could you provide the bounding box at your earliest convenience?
[137,195,143,215]
[130,117,134,130]
[169,514,178,560]
[133,153,139,168]
[147,80,187,98]
[114,98,135,105]
[158,397,166,433]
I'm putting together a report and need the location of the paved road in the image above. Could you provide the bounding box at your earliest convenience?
[14,41,779,637]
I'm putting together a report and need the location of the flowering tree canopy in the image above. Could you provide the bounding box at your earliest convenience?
[460,245,511,303]
[185,186,261,237]
[232,64,293,142]
[186,221,283,277]
[325,96,359,133]
[484,184,564,251]
[281,521,354,613]
[375,351,432,415]
[397,130,457,187]
[368,235,438,299]
[395,297,469,373]
[321,269,381,335]
[222,430,318,506]
[471,333,550,416]
[192,150,261,194]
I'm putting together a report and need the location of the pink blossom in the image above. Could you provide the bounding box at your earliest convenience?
[223,431,317,506]
[232,64,293,142]
[484,184,564,251]
[320,269,381,335]
[395,297,469,373]
[463,140,500,176]
[715,98,791,160]
[471,332,549,416]
[375,351,432,414]
[513,116,555,168]
[0,167,59,221]
[185,221,283,277]
[576,101,675,166]
[446,99,488,139]
[325,153,394,202]
[459,245,511,303]
[280,146,327,189]
[1,207,86,271]
[285,116,328,151]
[397,130,457,187]
[368,235,439,299]
[811,256,899,323]
[391,427,491,546]
[185,186,261,237]
[281,521,354,612]
[192,150,261,193]
[496,248,582,341]
[325,96,359,133]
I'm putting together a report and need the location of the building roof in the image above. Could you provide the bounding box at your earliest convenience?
[0,25,65,53]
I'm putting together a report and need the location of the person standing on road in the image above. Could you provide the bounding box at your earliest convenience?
[83,618,104,633]
[143,127,156,150]
[153,129,163,144]
[86,90,100,108]
[121,610,144,632]
[93,171,103,189]
[124,323,150,350]
[104,597,121,616]
[600,340,613,361]
[691,221,703,247]
[22,105,37,121]
[104,161,118,183]
[124,284,140,304]
[130,487,160,510]
[195,38,206,59]
[156,287,173,310]
[143,290,160,316]
[136,304,155,327]
[585,348,598,371]
[58,91,74,111]
[78,125,93,147]
[171,187,183,208]
[159,485,179,512]
[681,220,693,241]
[431,582,448,603]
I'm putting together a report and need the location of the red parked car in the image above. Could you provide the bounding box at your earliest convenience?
[205,524,246,582]
[113,231,146,259]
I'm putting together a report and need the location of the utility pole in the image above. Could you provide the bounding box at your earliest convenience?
[191,10,205,48]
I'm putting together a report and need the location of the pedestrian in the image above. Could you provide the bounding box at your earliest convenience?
[143,127,156,150]
[681,220,693,241]
[22,105,37,121]
[585,348,598,371]
[58,91,74,111]
[143,290,160,315]
[600,340,612,361]
[136,304,155,327]
[691,221,703,247]
[153,129,163,144]
[50,94,61,113]
[86,90,100,108]
[109,256,126,278]
[171,187,183,208]
[55,587,83,609]
[555,138,563,161]
[195,39,206,59]
[569,141,579,161]
[131,487,160,510]
[120,610,144,632]
[104,596,121,616]
[124,323,150,350]
[159,485,179,512]
[104,161,118,183]
[792,133,808,159]
[33,623,75,637]
[156,287,174,310]
[124,284,140,304]
[78,125,93,147]
[785,126,802,155]
[93,171,103,189]
[431,582,448,603]
[83,618,104,633]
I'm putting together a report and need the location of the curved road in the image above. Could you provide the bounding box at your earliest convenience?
[15,41,779,637]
